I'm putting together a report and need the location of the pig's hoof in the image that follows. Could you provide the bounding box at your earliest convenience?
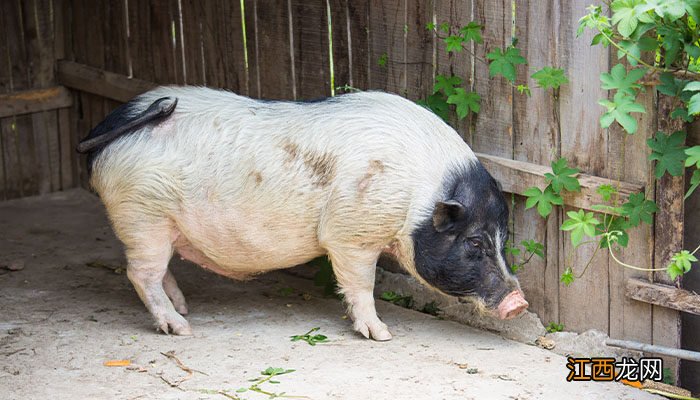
[353,319,392,341]
[156,315,193,336]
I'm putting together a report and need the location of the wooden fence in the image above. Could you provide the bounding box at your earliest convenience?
[0,0,690,376]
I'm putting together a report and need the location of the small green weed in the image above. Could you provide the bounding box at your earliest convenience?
[545,322,564,333]
[380,291,415,309]
[290,327,329,346]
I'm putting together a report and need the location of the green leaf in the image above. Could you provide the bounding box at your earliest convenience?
[487,46,527,83]
[647,131,688,177]
[516,84,531,96]
[378,53,388,68]
[417,93,450,122]
[561,209,600,247]
[659,26,683,67]
[459,22,483,44]
[617,37,657,66]
[439,22,450,33]
[531,67,569,89]
[596,184,618,202]
[657,72,685,96]
[600,64,647,96]
[545,158,581,193]
[447,88,481,119]
[671,107,693,122]
[560,267,575,286]
[645,0,686,20]
[610,0,654,38]
[505,240,521,257]
[620,192,658,227]
[426,22,436,31]
[599,91,646,134]
[689,93,700,115]
[521,239,545,259]
[686,169,700,199]
[433,75,463,96]
[524,186,563,218]
[684,82,700,92]
[686,146,700,168]
[667,250,697,280]
[686,0,700,23]
[596,215,630,248]
[445,35,464,53]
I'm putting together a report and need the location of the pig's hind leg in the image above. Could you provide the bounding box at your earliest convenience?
[120,224,193,335]
[163,268,188,315]
[326,247,392,341]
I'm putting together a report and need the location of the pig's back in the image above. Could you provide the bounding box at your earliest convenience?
[91,87,476,272]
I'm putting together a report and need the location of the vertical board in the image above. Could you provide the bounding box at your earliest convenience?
[54,0,76,190]
[404,1,432,100]
[606,55,655,343]
[472,0,512,158]
[291,0,331,99]
[434,0,473,143]
[652,94,685,379]
[368,0,404,94]
[180,0,207,86]
[344,0,369,90]
[3,0,40,198]
[24,0,59,194]
[557,0,610,333]
[254,0,294,99]
[329,0,350,91]
[511,0,561,325]
[200,0,246,92]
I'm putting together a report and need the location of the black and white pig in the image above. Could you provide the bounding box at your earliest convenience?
[79,87,528,340]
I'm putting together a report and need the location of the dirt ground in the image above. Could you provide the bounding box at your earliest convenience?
[0,189,659,399]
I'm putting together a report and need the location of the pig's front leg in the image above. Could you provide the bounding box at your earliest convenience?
[327,247,392,341]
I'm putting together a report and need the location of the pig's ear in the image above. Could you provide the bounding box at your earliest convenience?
[432,200,466,232]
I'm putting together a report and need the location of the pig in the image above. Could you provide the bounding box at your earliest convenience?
[79,86,528,340]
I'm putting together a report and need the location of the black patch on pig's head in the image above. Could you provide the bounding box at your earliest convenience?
[412,162,519,309]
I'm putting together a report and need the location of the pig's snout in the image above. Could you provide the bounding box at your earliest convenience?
[497,290,528,320]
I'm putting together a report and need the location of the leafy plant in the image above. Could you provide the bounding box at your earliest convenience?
[235,367,301,399]
[290,327,329,346]
[311,257,338,297]
[486,46,527,83]
[546,322,564,333]
[506,239,545,273]
[380,291,415,309]
[419,301,443,316]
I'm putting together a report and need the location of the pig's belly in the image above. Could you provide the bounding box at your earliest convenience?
[171,203,325,277]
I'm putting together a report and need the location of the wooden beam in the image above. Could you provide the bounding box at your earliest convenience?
[477,153,644,213]
[56,59,156,102]
[0,86,73,118]
[626,278,700,315]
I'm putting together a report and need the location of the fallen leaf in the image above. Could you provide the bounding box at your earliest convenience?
[620,379,643,389]
[104,359,131,367]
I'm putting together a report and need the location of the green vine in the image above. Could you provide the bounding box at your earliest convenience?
[420,0,700,285]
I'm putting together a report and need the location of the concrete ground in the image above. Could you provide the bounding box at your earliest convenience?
[0,189,659,399]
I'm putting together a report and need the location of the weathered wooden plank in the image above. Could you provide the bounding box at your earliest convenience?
[291,0,331,99]
[344,0,369,90]
[24,0,57,194]
[404,0,432,101]
[329,0,349,92]
[200,0,246,92]
[472,0,512,157]
[57,61,156,102]
[606,58,655,343]
[511,0,560,325]
[4,0,39,197]
[434,0,473,143]
[627,279,700,316]
[180,0,207,86]
[0,87,73,118]
[149,0,180,85]
[477,153,643,213]
[255,0,294,99]
[53,0,75,190]
[556,0,611,334]
[368,0,404,93]
[651,93,685,381]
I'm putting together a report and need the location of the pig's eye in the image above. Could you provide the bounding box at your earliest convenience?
[467,237,483,248]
